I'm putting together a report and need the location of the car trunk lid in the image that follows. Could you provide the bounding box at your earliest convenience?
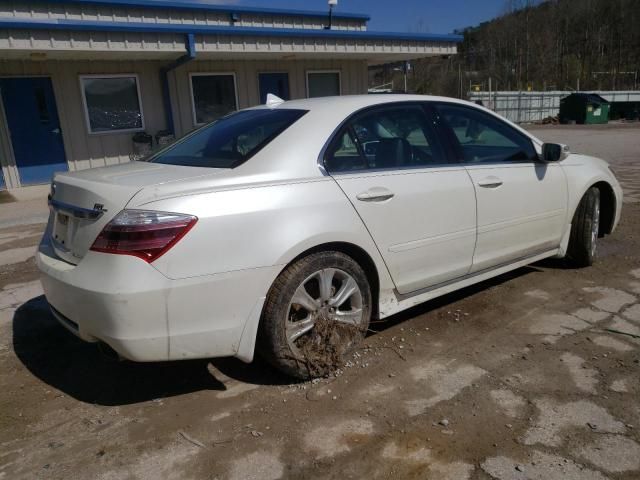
[47,161,218,265]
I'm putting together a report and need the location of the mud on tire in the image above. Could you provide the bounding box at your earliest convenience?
[258,251,372,380]
[566,186,601,268]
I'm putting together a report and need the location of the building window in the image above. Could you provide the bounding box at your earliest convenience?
[79,74,144,134]
[190,73,238,125]
[307,71,341,98]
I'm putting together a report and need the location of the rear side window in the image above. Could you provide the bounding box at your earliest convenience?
[150,109,307,168]
[325,105,446,173]
[436,104,537,163]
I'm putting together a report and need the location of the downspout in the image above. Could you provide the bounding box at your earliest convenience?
[161,33,196,136]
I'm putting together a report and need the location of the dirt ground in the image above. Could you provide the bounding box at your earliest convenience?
[0,124,639,480]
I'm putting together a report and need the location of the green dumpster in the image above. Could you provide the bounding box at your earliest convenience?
[559,93,610,125]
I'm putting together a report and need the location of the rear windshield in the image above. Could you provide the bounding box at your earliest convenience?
[149,109,307,168]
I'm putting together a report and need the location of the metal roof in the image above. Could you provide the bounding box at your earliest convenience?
[44,0,372,21]
[0,17,464,43]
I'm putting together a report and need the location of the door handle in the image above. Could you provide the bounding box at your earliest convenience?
[477,176,503,188]
[356,188,395,202]
[51,128,61,134]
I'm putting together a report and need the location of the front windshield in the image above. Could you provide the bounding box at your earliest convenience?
[149,109,307,169]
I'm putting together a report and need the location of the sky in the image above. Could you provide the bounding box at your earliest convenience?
[165,0,509,34]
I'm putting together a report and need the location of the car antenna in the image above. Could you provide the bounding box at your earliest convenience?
[266,93,285,107]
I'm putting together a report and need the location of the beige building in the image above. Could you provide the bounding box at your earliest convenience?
[0,0,461,190]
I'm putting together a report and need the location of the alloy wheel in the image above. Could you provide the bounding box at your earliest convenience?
[285,268,364,355]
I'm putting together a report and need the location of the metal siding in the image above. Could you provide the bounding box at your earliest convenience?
[0,29,186,55]
[43,0,371,21]
[170,59,368,137]
[192,34,457,58]
[0,60,167,177]
[0,2,366,31]
[0,57,368,184]
[0,19,461,57]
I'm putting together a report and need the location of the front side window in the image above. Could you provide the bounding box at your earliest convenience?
[307,71,341,98]
[80,75,143,133]
[325,105,446,173]
[190,73,238,125]
[150,109,307,169]
[436,104,537,163]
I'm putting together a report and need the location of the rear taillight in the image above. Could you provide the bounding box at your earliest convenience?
[90,210,197,263]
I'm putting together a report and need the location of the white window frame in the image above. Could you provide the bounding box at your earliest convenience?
[79,74,145,135]
[306,70,342,98]
[188,72,239,127]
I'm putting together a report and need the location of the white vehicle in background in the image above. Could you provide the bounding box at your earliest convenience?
[37,95,622,379]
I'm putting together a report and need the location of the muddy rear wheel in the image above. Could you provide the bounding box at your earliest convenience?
[259,251,372,380]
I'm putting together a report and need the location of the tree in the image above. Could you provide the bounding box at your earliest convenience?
[392,0,640,96]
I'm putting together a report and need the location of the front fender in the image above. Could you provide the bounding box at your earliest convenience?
[560,154,623,235]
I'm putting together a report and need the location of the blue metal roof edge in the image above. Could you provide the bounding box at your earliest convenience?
[0,17,464,42]
[46,0,372,21]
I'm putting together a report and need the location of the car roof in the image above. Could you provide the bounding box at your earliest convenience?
[255,94,541,146]
[237,94,542,181]
[252,94,472,114]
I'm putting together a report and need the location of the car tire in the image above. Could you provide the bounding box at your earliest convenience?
[566,187,601,267]
[259,251,372,380]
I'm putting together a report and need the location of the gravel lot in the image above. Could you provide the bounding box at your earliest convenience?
[0,123,639,480]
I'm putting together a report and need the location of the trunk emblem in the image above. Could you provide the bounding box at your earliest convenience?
[93,203,107,212]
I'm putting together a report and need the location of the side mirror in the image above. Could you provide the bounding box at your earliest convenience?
[541,143,570,162]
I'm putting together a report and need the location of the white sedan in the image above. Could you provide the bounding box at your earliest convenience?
[37,95,623,378]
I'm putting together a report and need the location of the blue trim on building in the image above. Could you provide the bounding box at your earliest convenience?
[0,18,463,43]
[161,33,197,135]
[45,0,372,21]
[185,32,196,60]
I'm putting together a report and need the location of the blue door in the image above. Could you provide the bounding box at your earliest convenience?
[0,77,67,185]
[258,73,290,104]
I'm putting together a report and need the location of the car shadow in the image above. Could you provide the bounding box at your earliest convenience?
[369,264,542,332]
[13,265,541,406]
[12,296,296,406]
[533,257,568,269]
[12,296,228,406]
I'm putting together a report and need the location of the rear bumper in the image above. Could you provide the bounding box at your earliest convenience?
[36,235,278,362]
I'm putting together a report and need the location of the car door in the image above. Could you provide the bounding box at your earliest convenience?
[325,103,477,295]
[435,103,568,273]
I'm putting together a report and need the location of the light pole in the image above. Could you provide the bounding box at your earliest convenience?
[325,0,338,30]
[393,61,410,93]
